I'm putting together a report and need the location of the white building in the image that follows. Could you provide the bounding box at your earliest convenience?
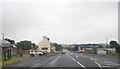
[37,36,51,53]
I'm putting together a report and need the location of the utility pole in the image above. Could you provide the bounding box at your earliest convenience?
[106,37,108,48]
[2,34,5,40]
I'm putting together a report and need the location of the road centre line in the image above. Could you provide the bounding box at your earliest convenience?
[90,58,93,60]
[69,54,86,69]
[94,61,102,68]
[82,56,86,58]
[90,58,98,61]
[76,56,78,58]
[90,58,102,68]
[76,61,86,69]
[104,61,112,63]
[72,58,76,61]
[102,66,110,67]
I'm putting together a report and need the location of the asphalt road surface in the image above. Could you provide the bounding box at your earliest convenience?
[3,51,119,69]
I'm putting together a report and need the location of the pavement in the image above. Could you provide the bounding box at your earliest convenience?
[2,51,119,69]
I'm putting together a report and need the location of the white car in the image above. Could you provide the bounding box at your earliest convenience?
[98,50,107,56]
[30,50,43,57]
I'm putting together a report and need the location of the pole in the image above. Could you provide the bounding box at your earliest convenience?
[106,37,108,48]
[2,34,5,40]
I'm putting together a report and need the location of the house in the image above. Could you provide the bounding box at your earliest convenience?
[37,36,51,53]
[11,44,17,56]
[0,40,12,61]
[50,43,56,53]
[0,40,17,61]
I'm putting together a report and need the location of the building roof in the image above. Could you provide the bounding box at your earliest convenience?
[12,44,17,48]
[0,40,12,47]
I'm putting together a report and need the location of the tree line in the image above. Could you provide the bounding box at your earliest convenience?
[4,38,63,51]
[4,38,37,50]
[66,40,120,53]
[52,43,63,51]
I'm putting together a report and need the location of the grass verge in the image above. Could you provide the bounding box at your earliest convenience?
[106,53,120,58]
[2,55,29,67]
[2,58,20,67]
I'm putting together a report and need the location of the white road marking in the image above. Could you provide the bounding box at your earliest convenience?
[90,58,102,68]
[104,61,112,63]
[49,58,53,60]
[102,66,110,67]
[82,56,86,58]
[69,55,86,69]
[76,61,86,69]
[67,54,70,57]
[90,58,93,60]
[76,56,78,58]
[93,58,98,61]
[72,58,76,61]
[90,58,98,61]
[94,61,102,68]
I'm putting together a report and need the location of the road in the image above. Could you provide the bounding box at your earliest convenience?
[2,51,119,69]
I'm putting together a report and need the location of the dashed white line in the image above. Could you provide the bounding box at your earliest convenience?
[102,66,110,67]
[49,58,53,60]
[69,55,86,69]
[93,58,98,61]
[76,56,78,58]
[94,61,102,68]
[104,61,112,63]
[90,58,102,68]
[76,61,86,69]
[32,63,39,67]
[90,58,93,60]
[82,56,86,58]
[72,58,76,61]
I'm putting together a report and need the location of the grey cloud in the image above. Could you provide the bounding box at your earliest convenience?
[2,2,118,44]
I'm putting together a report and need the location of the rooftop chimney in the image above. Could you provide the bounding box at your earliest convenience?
[43,36,47,38]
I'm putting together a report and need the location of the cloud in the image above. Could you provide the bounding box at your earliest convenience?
[2,2,118,44]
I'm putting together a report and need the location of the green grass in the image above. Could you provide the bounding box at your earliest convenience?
[14,55,28,58]
[0,60,1,67]
[106,53,120,58]
[2,58,20,67]
[0,53,2,67]
[2,55,29,67]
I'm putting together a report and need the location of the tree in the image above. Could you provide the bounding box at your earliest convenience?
[110,41,120,53]
[53,43,63,51]
[31,43,36,48]
[73,45,78,51]
[98,44,104,48]
[4,38,15,45]
[31,43,38,50]
[16,40,32,50]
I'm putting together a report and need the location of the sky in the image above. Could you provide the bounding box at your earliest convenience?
[1,0,119,44]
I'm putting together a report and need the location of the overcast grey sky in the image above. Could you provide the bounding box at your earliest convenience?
[1,0,118,44]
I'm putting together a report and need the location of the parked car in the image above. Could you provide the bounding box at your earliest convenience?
[97,50,107,56]
[30,50,43,57]
[42,51,48,55]
[55,51,60,54]
[80,50,84,53]
[61,51,66,54]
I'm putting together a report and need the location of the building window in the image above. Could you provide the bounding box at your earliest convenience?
[42,48,48,50]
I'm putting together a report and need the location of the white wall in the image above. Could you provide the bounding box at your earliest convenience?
[37,36,51,53]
